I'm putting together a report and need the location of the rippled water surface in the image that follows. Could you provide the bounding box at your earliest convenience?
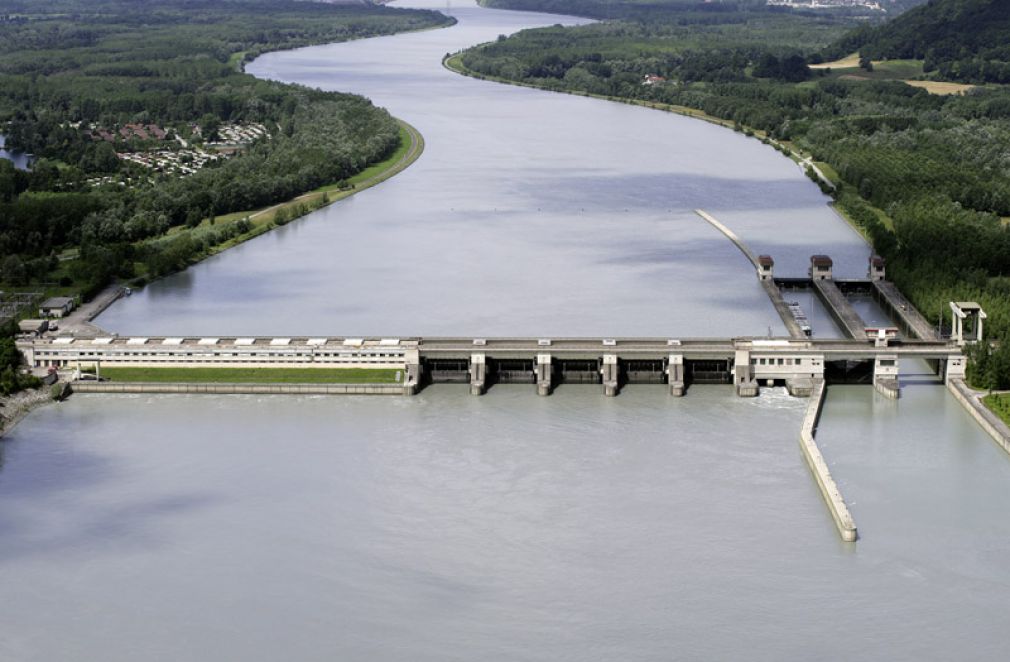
[4,2,1010,660]
[96,0,868,337]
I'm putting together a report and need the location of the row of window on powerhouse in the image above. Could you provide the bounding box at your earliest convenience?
[749,357,816,366]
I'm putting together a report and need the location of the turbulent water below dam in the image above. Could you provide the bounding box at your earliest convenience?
[2,2,1009,660]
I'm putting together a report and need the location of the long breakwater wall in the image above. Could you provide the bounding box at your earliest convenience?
[799,380,858,542]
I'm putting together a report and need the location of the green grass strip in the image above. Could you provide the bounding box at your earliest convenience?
[98,367,402,384]
[983,393,1010,427]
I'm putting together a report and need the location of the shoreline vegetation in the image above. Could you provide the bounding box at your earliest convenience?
[984,393,1010,428]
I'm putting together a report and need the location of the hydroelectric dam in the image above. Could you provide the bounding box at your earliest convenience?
[14,223,994,544]
[20,243,978,402]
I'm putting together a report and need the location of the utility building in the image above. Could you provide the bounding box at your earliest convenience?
[868,255,886,281]
[809,255,833,280]
[39,296,75,318]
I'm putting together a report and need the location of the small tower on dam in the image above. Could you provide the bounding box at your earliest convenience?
[950,302,987,346]
[868,255,886,281]
[757,255,774,281]
[809,255,833,280]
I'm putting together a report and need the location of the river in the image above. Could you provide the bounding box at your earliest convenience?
[2,2,1010,660]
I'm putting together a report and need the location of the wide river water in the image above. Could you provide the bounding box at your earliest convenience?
[2,2,1009,660]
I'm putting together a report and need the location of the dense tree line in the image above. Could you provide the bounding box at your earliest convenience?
[0,322,40,396]
[459,1,1010,385]
[477,0,921,21]
[823,0,1010,83]
[0,0,451,300]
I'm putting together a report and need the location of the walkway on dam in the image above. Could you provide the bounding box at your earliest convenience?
[873,280,938,340]
[812,279,867,339]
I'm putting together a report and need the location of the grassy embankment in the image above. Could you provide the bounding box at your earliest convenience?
[98,367,403,383]
[983,393,1010,427]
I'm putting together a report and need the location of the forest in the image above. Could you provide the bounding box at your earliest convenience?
[824,0,1010,83]
[460,0,1010,387]
[479,0,927,21]
[0,0,452,303]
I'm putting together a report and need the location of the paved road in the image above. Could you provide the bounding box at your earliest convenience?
[57,286,124,335]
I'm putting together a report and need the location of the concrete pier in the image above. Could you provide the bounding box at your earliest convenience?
[873,280,938,340]
[536,353,553,396]
[786,378,815,397]
[799,380,858,542]
[469,353,487,395]
[404,360,421,396]
[872,354,900,399]
[601,354,620,396]
[733,349,759,397]
[667,354,685,396]
[812,278,868,340]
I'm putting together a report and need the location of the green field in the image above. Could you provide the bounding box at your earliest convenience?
[98,367,403,384]
[983,394,1010,427]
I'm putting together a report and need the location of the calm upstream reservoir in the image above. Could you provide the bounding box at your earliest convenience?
[2,2,1010,660]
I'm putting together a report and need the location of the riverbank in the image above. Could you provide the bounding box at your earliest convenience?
[232,119,424,229]
[0,386,55,439]
[983,392,1010,427]
[947,379,1010,456]
[124,118,425,294]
